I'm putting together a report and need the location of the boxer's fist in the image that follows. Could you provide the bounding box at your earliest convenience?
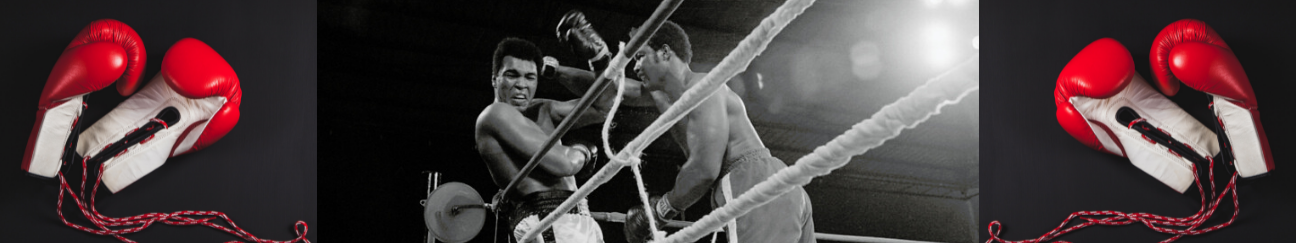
[568,142,601,178]
[556,10,612,72]
[625,195,679,243]
[624,199,659,243]
[557,10,609,61]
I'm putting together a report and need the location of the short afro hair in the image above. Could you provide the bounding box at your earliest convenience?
[638,21,692,63]
[491,37,543,76]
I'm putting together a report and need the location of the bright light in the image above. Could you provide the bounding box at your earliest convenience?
[756,73,764,90]
[923,22,954,68]
[972,36,979,50]
[949,0,970,6]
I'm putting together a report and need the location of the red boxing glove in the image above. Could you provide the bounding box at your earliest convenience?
[1151,19,1274,178]
[22,19,145,178]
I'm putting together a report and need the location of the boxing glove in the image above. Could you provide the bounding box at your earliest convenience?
[1151,19,1273,178]
[76,38,241,193]
[568,141,599,178]
[624,195,678,243]
[1055,38,1219,193]
[556,10,612,72]
[22,19,145,178]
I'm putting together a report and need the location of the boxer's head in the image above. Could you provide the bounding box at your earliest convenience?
[631,21,692,89]
[491,37,543,110]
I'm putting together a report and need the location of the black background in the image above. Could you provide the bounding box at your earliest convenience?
[0,1,317,242]
[981,1,1295,242]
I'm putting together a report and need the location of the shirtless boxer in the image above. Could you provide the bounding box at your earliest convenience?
[474,37,607,243]
[622,21,817,243]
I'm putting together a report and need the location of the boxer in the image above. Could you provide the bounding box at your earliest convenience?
[621,21,817,243]
[474,37,605,243]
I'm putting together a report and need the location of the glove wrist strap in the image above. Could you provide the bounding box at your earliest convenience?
[588,50,611,74]
[541,57,559,80]
[654,196,680,220]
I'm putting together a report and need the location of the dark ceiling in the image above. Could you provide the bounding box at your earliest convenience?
[321,0,978,242]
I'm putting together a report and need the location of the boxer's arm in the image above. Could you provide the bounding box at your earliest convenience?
[479,104,587,176]
[549,99,608,129]
[553,65,657,109]
[664,92,727,212]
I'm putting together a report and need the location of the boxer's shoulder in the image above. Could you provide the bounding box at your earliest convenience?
[529,98,560,108]
[476,103,523,131]
[527,98,570,120]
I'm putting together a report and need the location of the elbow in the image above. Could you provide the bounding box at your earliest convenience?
[544,162,580,177]
[563,158,585,176]
[546,150,583,176]
[697,161,721,185]
[557,166,580,177]
[683,167,719,187]
[682,174,716,198]
[554,158,582,177]
[695,156,723,182]
[694,176,716,190]
[592,104,612,116]
[699,171,718,185]
[554,149,585,177]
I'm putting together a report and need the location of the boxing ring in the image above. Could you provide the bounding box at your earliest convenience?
[423,0,980,241]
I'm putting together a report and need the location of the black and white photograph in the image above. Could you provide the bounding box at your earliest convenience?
[321,0,978,242]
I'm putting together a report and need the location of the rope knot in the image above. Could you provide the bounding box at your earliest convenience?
[612,154,642,167]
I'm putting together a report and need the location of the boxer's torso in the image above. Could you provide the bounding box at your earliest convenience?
[476,100,577,199]
[718,87,767,163]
